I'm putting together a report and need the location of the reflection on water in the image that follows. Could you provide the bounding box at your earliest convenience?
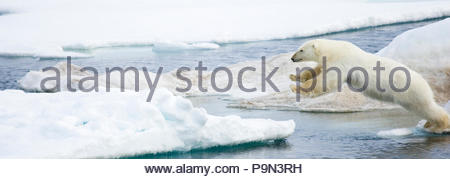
[372,134,450,158]
[126,139,291,159]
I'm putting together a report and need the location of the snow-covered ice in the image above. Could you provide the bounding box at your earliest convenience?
[1,0,450,58]
[378,18,450,69]
[0,89,295,158]
[378,18,450,104]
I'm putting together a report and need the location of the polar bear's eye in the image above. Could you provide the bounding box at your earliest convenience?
[300,49,303,52]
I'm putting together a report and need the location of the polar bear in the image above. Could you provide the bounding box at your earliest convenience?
[289,39,449,133]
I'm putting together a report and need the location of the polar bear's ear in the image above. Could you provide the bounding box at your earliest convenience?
[313,41,320,56]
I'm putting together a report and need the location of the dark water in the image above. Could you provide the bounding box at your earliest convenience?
[1,19,449,158]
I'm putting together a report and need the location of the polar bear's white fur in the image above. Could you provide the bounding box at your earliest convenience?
[290,39,449,133]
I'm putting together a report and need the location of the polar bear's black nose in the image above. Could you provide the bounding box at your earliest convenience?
[291,57,295,62]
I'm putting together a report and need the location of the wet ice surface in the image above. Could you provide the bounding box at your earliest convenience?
[1,19,450,158]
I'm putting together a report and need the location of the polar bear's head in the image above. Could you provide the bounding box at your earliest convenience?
[291,39,362,64]
[290,39,322,63]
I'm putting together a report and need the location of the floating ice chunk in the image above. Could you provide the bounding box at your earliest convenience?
[377,128,413,137]
[152,42,220,52]
[0,89,295,158]
[18,62,96,92]
[0,43,92,59]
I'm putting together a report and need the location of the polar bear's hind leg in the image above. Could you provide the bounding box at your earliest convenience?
[422,103,450,133]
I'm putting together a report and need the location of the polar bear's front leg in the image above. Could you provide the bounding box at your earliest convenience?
[289,74,301,82]
[289,65,322,82]
[291,73,341,97]
[307,75,326,97]
[290,78,325,97]
[290,84,312,96]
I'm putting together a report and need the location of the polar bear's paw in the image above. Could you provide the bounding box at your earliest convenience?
[290,84,305,94]
[289,72,312,82]
[290,84,317,97]
[418,120,450,134]
[289,74,299,82]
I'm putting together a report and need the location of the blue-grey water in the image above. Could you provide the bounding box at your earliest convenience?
[1,19,449,158]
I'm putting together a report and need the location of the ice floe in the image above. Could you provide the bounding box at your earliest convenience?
[378,18,450,104]
[0,89,295,158]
